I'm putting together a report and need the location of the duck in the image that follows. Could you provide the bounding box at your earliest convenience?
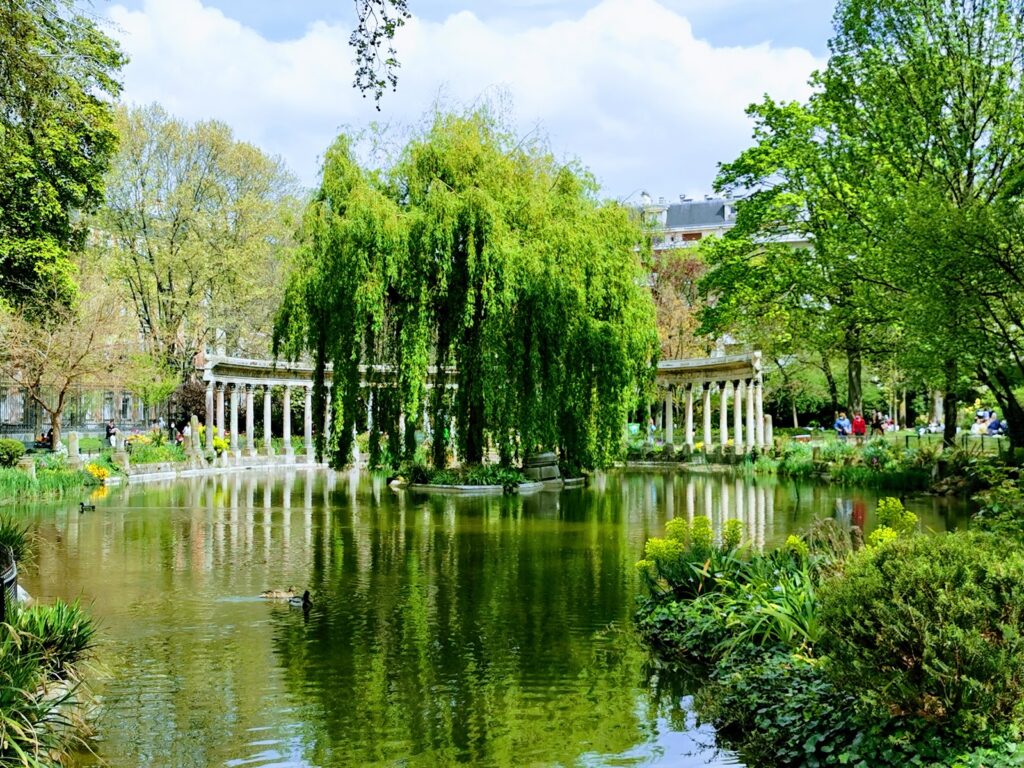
[79,502,96,513]
[259,586,295,600]
[289,590,312,610]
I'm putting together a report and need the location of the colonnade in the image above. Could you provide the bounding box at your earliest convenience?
[660,376,773,452]
[203,380,329,462]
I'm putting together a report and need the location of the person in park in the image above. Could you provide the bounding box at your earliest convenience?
[870,410,884,437]
[851,411,867,446]
[105,420,117,447]
[834,412,851,441]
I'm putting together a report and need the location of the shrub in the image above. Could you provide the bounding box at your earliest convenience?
[0,515,32,563]
[86,462,109,481]
[818,533,1024,738]
[0,439,25,468]
[862,438,897,470]
[875,496,917,534]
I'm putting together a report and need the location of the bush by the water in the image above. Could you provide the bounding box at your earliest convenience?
[818,533,1024,737]
[0,600,96,766]
[0,514,32,564]
[403,463,527,490]
[635,502,1024,765]
[0,440,25,469]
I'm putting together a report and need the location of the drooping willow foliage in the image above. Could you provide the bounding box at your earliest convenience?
[274,106,658,470]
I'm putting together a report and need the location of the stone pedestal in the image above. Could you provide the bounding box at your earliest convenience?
[67,432,83,471]
[112,433,130,473]
[16,456,35,480]
[524,452,561,481]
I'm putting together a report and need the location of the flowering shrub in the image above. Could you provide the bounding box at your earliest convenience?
[86,463,109,481]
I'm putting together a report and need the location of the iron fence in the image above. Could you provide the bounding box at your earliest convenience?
[0,382,162,437]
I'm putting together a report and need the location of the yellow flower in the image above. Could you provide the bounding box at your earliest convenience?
[86,463,110,481]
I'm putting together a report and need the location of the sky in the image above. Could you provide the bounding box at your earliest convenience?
[94,0,834,199]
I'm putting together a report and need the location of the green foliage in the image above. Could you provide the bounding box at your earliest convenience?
[0,600,96,765]
[0,467,90,506]
[974,479,1024,537]
[428,464,527,490]
[818,533,1024,738]
[0,516,32,564]
[866,525,898,548]
[875,497,917,534]
[862,438,897,470]
[124,353,180,407]
[274,105,658,470]
[0,440,24,469]
[785,534,809,560]
[127,442,186,465]
[722,519,744,551]
[0,0,125,307]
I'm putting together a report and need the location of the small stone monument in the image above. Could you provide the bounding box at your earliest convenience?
[189,415,203,467]
[112,432,130,472]
[16,456,35,480]
[67,431,83,471]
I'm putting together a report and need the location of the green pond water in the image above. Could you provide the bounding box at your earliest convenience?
[14,469,971,768]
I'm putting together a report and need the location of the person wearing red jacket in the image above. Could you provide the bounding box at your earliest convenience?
[851,412,867,446]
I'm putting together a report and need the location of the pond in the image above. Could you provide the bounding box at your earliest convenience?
[16,469,971,768]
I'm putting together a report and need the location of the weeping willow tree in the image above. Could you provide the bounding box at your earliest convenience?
[275,105,658,470]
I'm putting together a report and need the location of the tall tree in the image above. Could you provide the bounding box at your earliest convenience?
[822,0,1024,447]
[0,0,124,307]
[98,105,300,376]
[275,106,658,470]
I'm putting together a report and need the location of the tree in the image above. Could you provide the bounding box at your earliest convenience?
[351,0,411,106]
[97,105,300,376]
[275,105,659,470]
[0,271,133,449]
[699,97,896,417]
[821,0,1024,447]
[0,0,124,307]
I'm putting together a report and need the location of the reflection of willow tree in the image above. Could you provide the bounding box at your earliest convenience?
[270,490,656,766]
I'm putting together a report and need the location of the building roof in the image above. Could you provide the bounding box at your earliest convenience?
[664,199,731,230]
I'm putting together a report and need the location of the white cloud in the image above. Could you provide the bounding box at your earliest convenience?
[107,0,824,198]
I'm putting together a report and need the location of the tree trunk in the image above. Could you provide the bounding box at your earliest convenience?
[791,400,799,428]
[979,366,1024,454]
[942,359,958,449]
[845,327,862,415]
[820,351,839,415]
[49,411,61,454]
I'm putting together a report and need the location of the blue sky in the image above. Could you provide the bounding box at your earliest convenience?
[97,0,833,197]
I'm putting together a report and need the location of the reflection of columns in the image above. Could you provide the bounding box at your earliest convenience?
[755,378,765,448]
[734,478,745,524]
[720,477,730,533]
[245,384,256,457]
[283,386,294,458]
[216,383,226,440]
[205,382,215,453]
[719,382,730,448]
[733,380,745,453]
[304,386,314,459]
[746,379,755,448]
[229,384,240,457]
[685,385,694,449]
[263,387,273,455]
[702,384,712,449]
[664,388,674,445]
[703,479,713,520]
[686,479,695,521]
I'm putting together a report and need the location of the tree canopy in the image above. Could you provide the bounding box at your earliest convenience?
[275,106,658,471]
[0,0,124,307]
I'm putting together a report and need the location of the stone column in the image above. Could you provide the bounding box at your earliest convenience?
[304,386,314,460]
[733,380,745,453]
[684,385,695,449]
[205,382,215,454]
[229,384,240,458]
[764,414,774,449]
[755,378,766,448]
[664,388,674,446]
[283,385,294,460]
[702,384,712,450]
[245,384,257,457]
[262,387,273,456]
[746,378,755,447]
[719,381,730,448]
[216,383,225,442]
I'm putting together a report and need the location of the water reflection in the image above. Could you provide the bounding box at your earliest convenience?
[11,470,969,768]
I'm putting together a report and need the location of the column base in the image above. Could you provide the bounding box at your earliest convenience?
[262,445,275,457]
[245,447,259,458]
[284,450,295,464]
